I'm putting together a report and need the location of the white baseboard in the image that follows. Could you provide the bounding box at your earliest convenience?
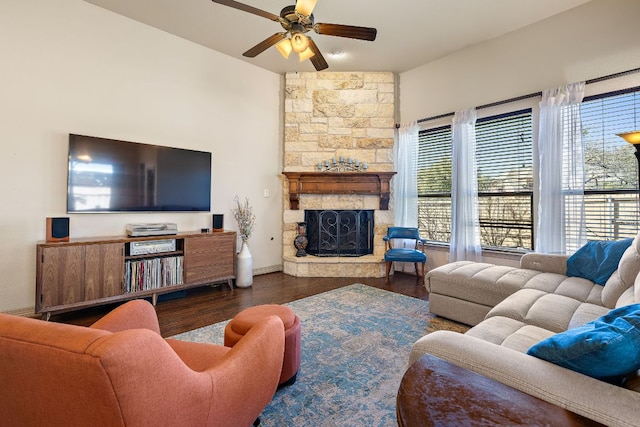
[4,307,38,318]
[254,264,283,276]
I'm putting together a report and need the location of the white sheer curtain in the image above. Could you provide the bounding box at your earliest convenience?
[536,82,586,254]
[393,122,419,273]
[450,109,482,262]
[394,122,419,227]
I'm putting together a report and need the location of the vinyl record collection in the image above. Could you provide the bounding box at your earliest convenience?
[124,256,184,293]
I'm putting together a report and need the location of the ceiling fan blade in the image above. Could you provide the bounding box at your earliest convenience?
[243,33,287,58]
[211,0,280,21]
[314,23,377,41]
[308,38,328,71]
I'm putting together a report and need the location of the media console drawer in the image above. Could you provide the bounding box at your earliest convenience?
[184,233,236,284]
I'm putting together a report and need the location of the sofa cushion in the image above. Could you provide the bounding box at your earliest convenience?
[487,290,580,333]
[425,261,530,307]
[466,316,555,353]
[566,238,633,285]
[524,274,604,304]
[568,303,612,329]
[602,235,640,308]
[527,303,640,381]
[487,286,607,333]
[616,287,636,309]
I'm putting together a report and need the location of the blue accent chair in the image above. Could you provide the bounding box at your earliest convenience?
[383,227,427,283]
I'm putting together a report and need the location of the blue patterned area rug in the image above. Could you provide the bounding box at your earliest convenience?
[173,283,468,427]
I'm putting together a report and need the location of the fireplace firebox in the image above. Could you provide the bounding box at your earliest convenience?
[304,210,374,257]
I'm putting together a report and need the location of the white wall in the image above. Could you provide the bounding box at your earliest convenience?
[0,0,283,311]
[400,0,640,122]
[399,0,640,269]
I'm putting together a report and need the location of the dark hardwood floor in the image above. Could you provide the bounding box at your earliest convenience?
[51,272,428,337]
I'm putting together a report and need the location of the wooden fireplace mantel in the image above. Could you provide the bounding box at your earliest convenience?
[282,171,397,210]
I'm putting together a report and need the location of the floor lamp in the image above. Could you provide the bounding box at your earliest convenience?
[618,131,640,191]
[618,131,640,230]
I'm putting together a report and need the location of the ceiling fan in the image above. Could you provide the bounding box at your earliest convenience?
[211,0,377,71]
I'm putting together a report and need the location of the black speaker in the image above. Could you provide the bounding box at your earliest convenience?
[46,217,70,242]
[212,214,224,232]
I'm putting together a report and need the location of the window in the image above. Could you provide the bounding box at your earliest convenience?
[415,77,640,253]
[417,126,452,244]
[580,87,640,240]
[417,109,534,250]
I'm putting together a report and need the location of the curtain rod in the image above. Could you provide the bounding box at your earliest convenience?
[396,67,640,128]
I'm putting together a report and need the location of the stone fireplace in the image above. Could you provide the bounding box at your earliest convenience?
[282,193,391,278]
[282,71,396,278]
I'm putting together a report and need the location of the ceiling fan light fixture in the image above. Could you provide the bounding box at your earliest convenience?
[294,0,318,16]
[298,47,315,62]
[275,38,293,59]
[290,32,310,53]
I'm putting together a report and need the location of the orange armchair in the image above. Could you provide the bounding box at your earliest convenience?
[0,300,285,427]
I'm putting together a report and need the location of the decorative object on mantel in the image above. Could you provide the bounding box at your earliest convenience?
[282,171,396,210]
[232,195,256,288]
[316,157,368,172]
[294,222,308,257]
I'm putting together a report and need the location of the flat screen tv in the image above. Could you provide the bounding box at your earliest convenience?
[67,134,211,213]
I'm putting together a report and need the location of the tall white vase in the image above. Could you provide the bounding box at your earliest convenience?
[236,241,253,288]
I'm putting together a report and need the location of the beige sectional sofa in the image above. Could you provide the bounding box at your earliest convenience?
[410,234,640,427]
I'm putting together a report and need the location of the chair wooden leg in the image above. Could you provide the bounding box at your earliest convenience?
[414,263,420,279]
[386,261,392,282]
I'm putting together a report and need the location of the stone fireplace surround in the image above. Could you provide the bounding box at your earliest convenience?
[282,71,396,278]
[282,171,393,277]
[282,193,391,278]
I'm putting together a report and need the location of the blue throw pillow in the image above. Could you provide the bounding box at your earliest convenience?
[527,304,640,380]
[566,238,633,285]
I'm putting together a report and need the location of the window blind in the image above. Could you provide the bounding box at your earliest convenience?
[476,110,533,250]
[417,126,452,243]
[579,87,640,240]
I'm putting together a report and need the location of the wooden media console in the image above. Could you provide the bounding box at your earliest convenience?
[35,231,236,319]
